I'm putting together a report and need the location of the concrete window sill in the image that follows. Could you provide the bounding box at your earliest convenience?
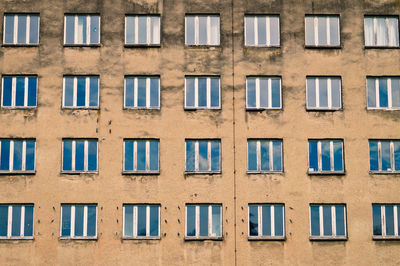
[248,236,285,241]
[184,171,221,175]
[308,171,345,176]
[122,171,160,175]
[0,237,34,241]
[122,236,161,240]
[0,171,36,175]
[59,237,97,241]
[309,236,347,241]
[1,44,39,47]
[184,236,223,241]
[373,236,400,240]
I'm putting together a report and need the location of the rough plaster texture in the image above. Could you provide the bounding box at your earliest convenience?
[0,0,399,265]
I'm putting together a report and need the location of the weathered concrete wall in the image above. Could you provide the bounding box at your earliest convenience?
[0,0,399,265]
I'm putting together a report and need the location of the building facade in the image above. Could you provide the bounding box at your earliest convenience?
[0,0,400,265]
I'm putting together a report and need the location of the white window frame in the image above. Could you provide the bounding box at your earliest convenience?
[124,15,161,45]
[123,76,160,109]
[0,139,36,173]
[3,14,40,45]
[123,139,160,174]
[184,76,221,109]
[0,204,34,240]
[366,77,400,110]
[63,14,100,45]
[305,15,340,47]
[62,76,99,109]
[122,204,161,239]
[373,204,400,239]
[61,139,98,173]
[1,76,37,108]
[364,16,400,47]
[244,15,280,47]
[247,139,283,173]
[247,204,285,240]
[246,77,282,110]
[185,140,221,173]
[185,204,222,240]
[59,204,97,239]
[185,15,220,46]
[308,140,344,174]
[309,204,347,240]
[306,77,342,110]
[369,140,400,173]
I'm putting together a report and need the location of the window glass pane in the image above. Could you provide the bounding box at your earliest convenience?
[2,77,13,106]
[61,205,71,236]
[87,140,97,171]
[137,78,146,107]
[125,78,134,107]
[124,141,134,171]
[198,141,208,171]
[75,140,85,171]
[186,17,195,45]
[321,141,331,171]
[211,141,220,171]
[186,206,196,236]
[305,17,315,45]
[76,77,86,107]
[379,78,388,107]
[149,141,159,171]
[4,15,15,43]
[124,205,133,236]
[210,78,219,107]
[308,141,318,172]
[77,16,87,44]
[270,16,280,46]
[0,206,8,236]
[262,205,271,236]
[137,205,146,236]
[90,16,99,44]
[307,78,316,108]
[271,78,281,108]
[249,205,258,236]
[318,17,327,45]
[381,141,391,171]
[150,205,159,236]
[245,17,255,46]
[137,141,146,171]
[89,77,98,107]
[319,78,328,108]
[138,16,147,44]
[394,141,400,171]
[329,17,339,45]
[198,78,207,107]
[199,206,208,236]
[29,15,39,44]
[74,205,84,236]
[186,78,195,107]
[369,141,379,171]
[274,205,284,236]
[150,17,160,44]
[333,141,343,171]
[257,17,266,45]
[247,141,257,171]
[209,16,219,45]
[15,77,25,107]
[259,78,268,108]
[386,205,395,236]
[212,205,221,236]
[12,140,23,171]
[331,78,341,108]
[322,205,332,236]
[150,78,159,107]
[335,205,345,236]
[24,205,34,237]
[198,16,207,45]
[372,205,382,235]
[65,16,75,44]
[87,206,96,236]
[376,18,387,46]
[260,140,270,171]
[62,140,72,171]
[388,18,399,46]
[0,140,10,171]
[11,205,21,236]
[28,77,37,107]
[247,78,256,108]
[126,16,135,44]
[186,141,195,171]
[17,15,27,44]
[24,141,36,173]
[273,141,282,171]
[364,18,374,46]
[367,78,376,108]
[64,77,74,107]
[391,78,400,108]
[310,206,320,236]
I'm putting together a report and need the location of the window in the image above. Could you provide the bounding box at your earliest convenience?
[308,140,344,174]
[3,14,39,45]
[306,77,341,110]
[367,77,400,110]
[185,204,222,239]
[185,15,220,46]
[248,204,284,239]
[1,76,37,108]
[63,76,99,108]
[0,205,34,239]
[305,15,340,47]
[247,140,282,172]
[125,15,160,45]
[245,15,280,47]
[185,76,220,109]
[124,76,160,109]
[123,139,159,173]
[369,140,400,173]
[246,77,281,110]
[60,204,97,239]
[373,204,400,239]
[0,139,35,173]
[64,15,100,45]
[62,139,98,173]
[185,140,220,173]
[310,204,347,239]
[123,204,160,239]
[364,16,399,47]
